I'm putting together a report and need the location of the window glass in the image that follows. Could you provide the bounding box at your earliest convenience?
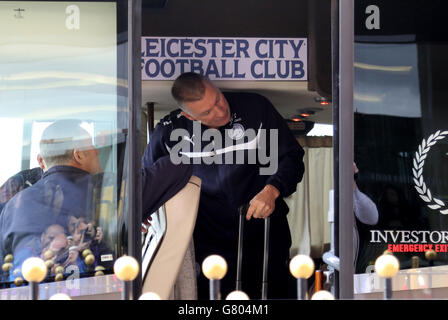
[0,1,126,289]
[354,1,448,277]
[0,118,24,184]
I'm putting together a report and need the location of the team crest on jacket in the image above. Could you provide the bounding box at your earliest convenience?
[228,123,245,140]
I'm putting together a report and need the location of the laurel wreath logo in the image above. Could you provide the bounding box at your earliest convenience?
[413,130,448,215]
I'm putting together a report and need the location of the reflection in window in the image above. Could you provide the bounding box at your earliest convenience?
[0,1,123,289]
[354,43,421,118]
[354,30,448,274]
[29,121,94,169]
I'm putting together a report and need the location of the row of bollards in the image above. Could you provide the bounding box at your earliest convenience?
[18,251,400,300]
[18,255,161,300]
[200,252,400,300]
[199,253,335,300]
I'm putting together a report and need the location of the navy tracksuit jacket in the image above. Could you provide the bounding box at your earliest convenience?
[143,91,305,299]
[0,166,107,282]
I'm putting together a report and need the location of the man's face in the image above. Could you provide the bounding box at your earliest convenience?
[82,144,102,175]
[182,81,231,128]
[75,130,102,175]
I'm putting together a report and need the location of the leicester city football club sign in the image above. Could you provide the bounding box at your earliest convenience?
[141,37,307,81]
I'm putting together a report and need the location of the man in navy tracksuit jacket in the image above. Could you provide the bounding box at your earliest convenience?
[0,121,191,286]
[143,72,305,299]
[0,120,106,284]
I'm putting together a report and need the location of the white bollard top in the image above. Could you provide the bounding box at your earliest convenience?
[21,257,47,283]
[49,293,72,300]
[139,292,161,300]
[226,290,249,300]
[311,290,335,300]
[114,255,140,281]
[202,255,227,280]
[375,254,400,278]
[289,254,315,279]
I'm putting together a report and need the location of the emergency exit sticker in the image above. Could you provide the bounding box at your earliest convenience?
[101,254,114,262]
[141,37,307,81]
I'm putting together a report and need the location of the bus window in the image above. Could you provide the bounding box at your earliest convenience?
[0,1,131,294]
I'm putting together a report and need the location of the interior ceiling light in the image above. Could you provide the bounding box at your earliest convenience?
[354,93,384,102]
[314,97,330,106]
[292,108,323,122]
[354,62,412,72]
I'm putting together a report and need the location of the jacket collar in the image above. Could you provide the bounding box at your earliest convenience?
[42,165,90,179]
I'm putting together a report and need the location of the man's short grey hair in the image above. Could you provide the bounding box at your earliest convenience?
[171,72,209,110]
[39,120,92,168]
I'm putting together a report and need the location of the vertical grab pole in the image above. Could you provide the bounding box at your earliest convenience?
[335,0,355,300]
[262,217,270,300]
[128,0,143,300]
[236,205,246,291]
